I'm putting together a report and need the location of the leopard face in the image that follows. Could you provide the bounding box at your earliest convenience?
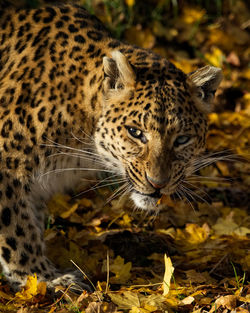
[95,51,222,210]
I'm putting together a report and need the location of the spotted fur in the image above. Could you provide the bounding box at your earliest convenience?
[0,3,222,290]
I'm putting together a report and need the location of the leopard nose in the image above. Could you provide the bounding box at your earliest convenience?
[146,175,168,189]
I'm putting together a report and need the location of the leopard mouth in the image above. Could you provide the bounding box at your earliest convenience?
[125,170,162,199]
[132,188,162,199]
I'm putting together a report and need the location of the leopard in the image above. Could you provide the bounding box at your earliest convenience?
[0,2,222,292]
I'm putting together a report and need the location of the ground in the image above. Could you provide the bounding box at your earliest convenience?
[0,0,249,312]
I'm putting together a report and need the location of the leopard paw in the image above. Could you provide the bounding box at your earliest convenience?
[49,271,93,293]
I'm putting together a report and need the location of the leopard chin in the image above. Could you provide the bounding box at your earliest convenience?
[130,191,162,211]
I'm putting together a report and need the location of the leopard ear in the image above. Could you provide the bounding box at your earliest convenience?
[188,66,222,113]
[103,51,136,96]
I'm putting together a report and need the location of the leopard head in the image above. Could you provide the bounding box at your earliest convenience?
[94,51,222,210]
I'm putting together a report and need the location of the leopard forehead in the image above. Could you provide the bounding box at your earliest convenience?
[100,71,207,136]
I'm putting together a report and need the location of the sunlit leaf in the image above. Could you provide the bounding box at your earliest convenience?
[180,295,195,305]
[163,254,174,296]
[125,0,134,7]
[205,47,224,67]
[181,7,206,24]
[15,274,46,302]
[175,224,209,245]
[211,295,237,312]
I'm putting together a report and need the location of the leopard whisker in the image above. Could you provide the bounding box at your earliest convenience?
[191,156,237,172]
[175,190,183,202]
[42,143,101,159]
[105,182,130,204]
[182,181,212,205]
[178,185,196,213]
[107,183,129,202]
[48,151,106,167]
[114,184,133,206]
[191,151,242,171]
[73,173,124,197]
[39,167,116,178]
[42,137,99,155]
[187,174,233,182]
[76,179,127,196]
[70,130,95,146]
[79,127,95,142]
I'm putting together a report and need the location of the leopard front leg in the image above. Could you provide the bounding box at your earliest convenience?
[0,174,90,292]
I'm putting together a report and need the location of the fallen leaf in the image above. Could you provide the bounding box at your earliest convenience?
[180,295,195,305]
[181,7,206,24]
[109,256,132,284]
[210,295,237,312]
[205,47,225,67]
[212,212,250,236]
[15,274,46,302]
[175,224,209,245]
[109,291,140,310]
[60,203,78,219]
[125,0,134,7]
[163,254,174,296]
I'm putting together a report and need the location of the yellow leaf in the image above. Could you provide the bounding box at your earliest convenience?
[181,7,206,24]
[163,254,174,296]
[110,256,132,284]
[180,295,195,305]
[125,0,134,7]
[205,47,224,67]
[175,224,209,245]
[119,213,132,227]
[143,304,158,312]
[243,92,250,114]
[48,307,56,313]
[157,194,174,206]
[171,59,196,74]
[242,69,250,80]
[15,274,46,302]
[60,203,78,219]
[129,307,145,313]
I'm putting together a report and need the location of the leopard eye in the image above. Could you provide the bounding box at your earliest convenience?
[126,126,147,143]
[127,127,142,139]
[174,135,191,147]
